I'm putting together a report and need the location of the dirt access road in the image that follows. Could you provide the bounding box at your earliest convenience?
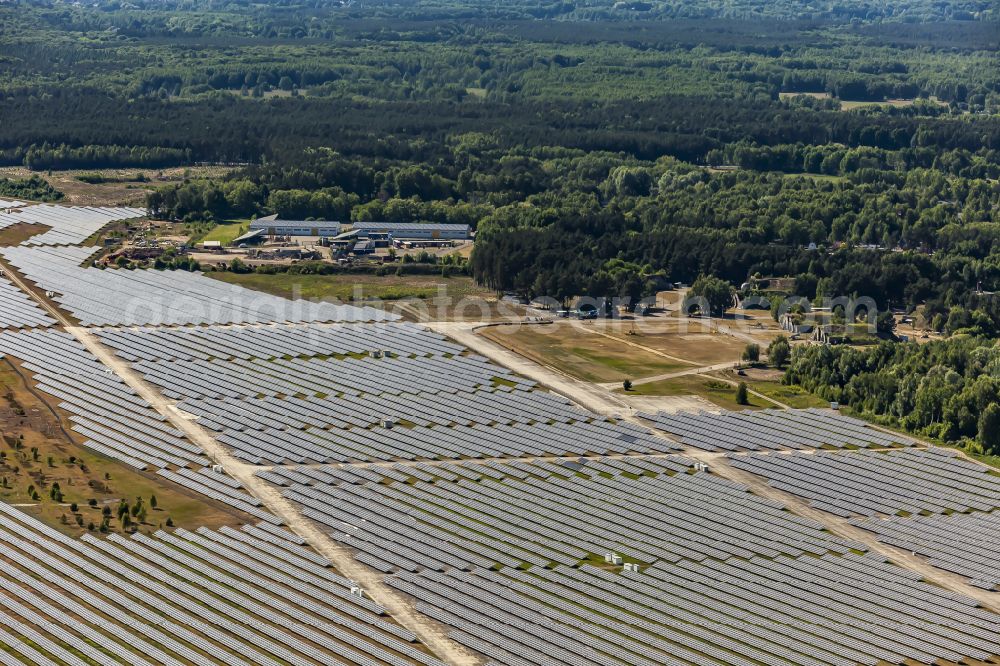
[426,321,632,416]
[0,256,481,666]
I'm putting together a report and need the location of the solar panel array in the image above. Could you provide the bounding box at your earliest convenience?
[271,457,860,573]
[389,551,1000,666]
[189,387,660,464]
[0,205,145,246]
[0,502,443,666]
[156,467,281,525]
[0,245,395,325]
[639,407,916,451]
[136,353,530,401]
[728,447,1000,517]
[853,511,1000,591]
[0,329,209,470]
[0,199,27,209]
[252,419,678,470]
[93,322,670,464]
[95,322,463,361]
[259,454,688,489]
[0,275,55,329]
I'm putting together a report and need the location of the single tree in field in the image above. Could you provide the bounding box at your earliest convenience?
[623,379,633,392]
[742,343,760,363]
[736,382,750,406]
[768,336,791,368]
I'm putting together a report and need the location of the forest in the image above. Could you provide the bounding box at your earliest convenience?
[3,0,1000,447]
[786,338,1000,455]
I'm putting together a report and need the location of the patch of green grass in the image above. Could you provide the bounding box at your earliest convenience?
[209,271,482,302]
[199,221,249,245]
[743,381,829,408]
[482,326,687,383]
[569,346,685,381]
[784,173,847,184]
[621,374,767,410]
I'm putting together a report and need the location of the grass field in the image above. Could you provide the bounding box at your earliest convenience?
[741,379,829,408]
[0,359,245,536]
[778,91,832,100]
[211,271,488,302]
[619,374,766,410]
[0,223,48,246]
[784,173,847,184]
[601,326,747,366]
[198,221,249,245]
[482,324,688,383]
[840,98,925,110]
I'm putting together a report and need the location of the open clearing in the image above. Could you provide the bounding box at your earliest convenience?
[778,91,832,100]
[480,318,758,384]
[778,92,949,112]
[0,165,231,207]
[481,323,690,383]
[719,367,830,409]
[210,271,490,305]
[0,222,49,246]
[840,97,947,110]
[209,270,509,322]
[0,358,243,536]
[195,220,249,245]
[617,373,767,409]
[600,324,748,365]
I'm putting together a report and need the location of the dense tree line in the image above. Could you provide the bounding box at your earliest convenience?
[4,90,998,172]
[17,144,193,171]
[785,339,1000,454]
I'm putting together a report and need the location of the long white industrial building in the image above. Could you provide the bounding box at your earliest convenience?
[351,221,470,240]
[249,216,342,237]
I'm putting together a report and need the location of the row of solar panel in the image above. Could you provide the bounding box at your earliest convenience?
[0,275,55,329]
[640,407,915,452]
[259,453,694,489]
[0,245,394,326]
[185,387,640,464]
[728,446,1000,516]
[95,321,463,362]
[132,353,530,401]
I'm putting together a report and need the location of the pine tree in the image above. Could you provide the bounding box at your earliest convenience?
[736,382,750,406]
